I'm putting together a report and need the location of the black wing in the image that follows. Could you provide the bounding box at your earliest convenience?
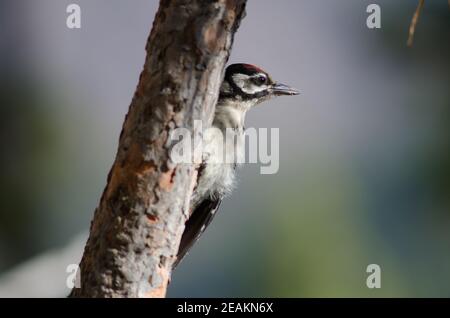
[173,197,222,269]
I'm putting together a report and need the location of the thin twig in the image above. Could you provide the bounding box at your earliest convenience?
[407,0,425,47]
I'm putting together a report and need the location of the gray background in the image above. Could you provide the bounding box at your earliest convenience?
[0,0,449,297]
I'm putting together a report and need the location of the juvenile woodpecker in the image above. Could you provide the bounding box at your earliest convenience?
[174,63,299,268]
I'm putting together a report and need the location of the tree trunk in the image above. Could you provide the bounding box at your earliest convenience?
[69,0,246,298]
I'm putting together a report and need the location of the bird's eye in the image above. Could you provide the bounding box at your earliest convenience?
[255,75,267,85]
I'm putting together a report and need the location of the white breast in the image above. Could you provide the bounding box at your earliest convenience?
[190,105,247,208]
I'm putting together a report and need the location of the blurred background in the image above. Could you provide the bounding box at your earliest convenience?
[0,0,449,297]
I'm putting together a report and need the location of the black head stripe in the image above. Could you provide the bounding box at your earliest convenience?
[222,77,269,100]
[223,63,272,100]
[225,63,269,78]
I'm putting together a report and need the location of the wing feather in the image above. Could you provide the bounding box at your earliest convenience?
[173,197,222,269]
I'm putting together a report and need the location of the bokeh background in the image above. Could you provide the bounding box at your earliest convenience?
[0,0,449,297]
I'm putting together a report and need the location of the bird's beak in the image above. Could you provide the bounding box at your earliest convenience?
[271,83,300,96]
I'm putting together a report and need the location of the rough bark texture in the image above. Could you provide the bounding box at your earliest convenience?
[69,0,246,298]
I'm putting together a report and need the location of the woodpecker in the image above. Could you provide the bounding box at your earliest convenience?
[173,63,299,268]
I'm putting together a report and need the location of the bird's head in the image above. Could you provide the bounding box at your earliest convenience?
[219,63,299,109]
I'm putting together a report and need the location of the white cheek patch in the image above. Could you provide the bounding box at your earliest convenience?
[232,73,267,95]
[232,73,248,90]
[220,80,232,94]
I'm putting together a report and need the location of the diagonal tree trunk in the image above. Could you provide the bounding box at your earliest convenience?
[69,0,246,298]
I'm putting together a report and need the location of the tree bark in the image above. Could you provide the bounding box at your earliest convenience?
[69,0,246,298]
